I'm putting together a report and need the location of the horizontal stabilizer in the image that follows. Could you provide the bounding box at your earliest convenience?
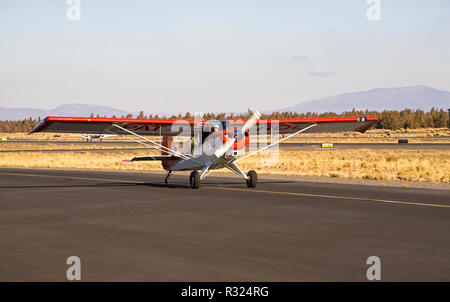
[126,155,179,162]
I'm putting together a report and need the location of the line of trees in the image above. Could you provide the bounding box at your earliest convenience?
[0,117,40,133]
[0,108,448,133]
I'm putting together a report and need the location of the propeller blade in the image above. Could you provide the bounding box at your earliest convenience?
[214,138,236,158]
[242,110,261,132]
[214,110,260,158]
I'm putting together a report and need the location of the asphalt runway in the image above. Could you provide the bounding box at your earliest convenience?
[272,142,450,151]
[2,140,450,152]
[4,134,450,144]
[0,147,153,153]
[0,168,449,281]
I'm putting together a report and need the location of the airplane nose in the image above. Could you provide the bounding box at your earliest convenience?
[222,129,249,150]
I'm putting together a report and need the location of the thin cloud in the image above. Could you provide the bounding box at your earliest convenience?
[306,71,336,78]
[290,55,310,61]
[280,55,310,61]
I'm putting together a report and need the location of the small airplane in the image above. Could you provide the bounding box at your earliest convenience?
[70,133,116,142]
[30,112,377,189]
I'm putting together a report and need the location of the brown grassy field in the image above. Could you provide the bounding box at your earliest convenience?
[0,149,448,183]
[1,128,449,183]
[240,150,450,183]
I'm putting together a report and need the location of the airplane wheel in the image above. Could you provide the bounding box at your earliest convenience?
[246,170,257,188]
[189,171,201,189]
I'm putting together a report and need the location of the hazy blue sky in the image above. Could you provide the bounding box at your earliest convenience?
[0,0,449,114]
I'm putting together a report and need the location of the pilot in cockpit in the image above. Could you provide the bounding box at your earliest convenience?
[210,124,220,134]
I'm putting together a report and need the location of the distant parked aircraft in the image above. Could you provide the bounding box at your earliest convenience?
[71,134,116,142]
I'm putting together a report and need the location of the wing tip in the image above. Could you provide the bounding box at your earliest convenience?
[29,117,50,134]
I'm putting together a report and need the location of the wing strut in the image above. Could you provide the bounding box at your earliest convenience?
[108,124,192,161]
[108,124,203,165]
[225,162,248,180]
[235,123,317,162]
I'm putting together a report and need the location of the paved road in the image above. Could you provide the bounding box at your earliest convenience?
[269,142,450,151]
[0,147,153,153]
[0,168,449,281]
[2,141,450,152]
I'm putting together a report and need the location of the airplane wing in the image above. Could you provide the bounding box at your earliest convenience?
[30,116,377,136]
[231,116,378,134]
[30,116,207,136]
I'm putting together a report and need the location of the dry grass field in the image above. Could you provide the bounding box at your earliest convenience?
[1,128,449,183]
[240,150,450,183]
[0,149,448,183]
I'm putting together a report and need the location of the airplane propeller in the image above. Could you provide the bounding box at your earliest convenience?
[242,110,261,132]
[214,110,260,158]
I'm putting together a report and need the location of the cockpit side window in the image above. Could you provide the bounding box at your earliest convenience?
[221,120,230,131]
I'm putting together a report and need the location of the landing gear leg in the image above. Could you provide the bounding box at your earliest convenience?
[189,171,201,189]
[225,162,257,188]
[165,170,172,184]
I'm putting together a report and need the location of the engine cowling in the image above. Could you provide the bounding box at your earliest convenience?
[222,128,250,150]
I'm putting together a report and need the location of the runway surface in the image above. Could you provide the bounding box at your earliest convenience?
[269,142,450,151]
[0,147,153,153]
[2,140,450,152]
[0,168,449,281]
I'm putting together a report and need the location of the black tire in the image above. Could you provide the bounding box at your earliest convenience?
[246,170,257,188]
[189,171,201,189]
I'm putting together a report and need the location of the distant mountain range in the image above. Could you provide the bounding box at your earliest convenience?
[0,104,130,121]
[274,85,450,113]
[1,86,449,120]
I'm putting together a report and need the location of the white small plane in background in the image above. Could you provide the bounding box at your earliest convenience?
[71,133,116,142]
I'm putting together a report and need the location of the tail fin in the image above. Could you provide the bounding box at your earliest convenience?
[161,136,181,170]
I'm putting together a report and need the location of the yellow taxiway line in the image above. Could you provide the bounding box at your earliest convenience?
[206,186,450,209]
